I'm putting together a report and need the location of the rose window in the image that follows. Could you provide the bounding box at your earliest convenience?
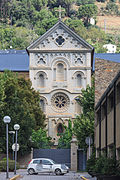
[56,36,65,46]
[51,93,70,112]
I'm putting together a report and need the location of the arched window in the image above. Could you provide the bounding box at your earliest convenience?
[39,74,44,87]
[40,99,45,112]
[75,100,82,114]
[56,63,64,81]
[57,123,64,134]
[77,74,82,87]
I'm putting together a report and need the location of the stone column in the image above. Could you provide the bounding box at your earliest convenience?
[71,136,78,171]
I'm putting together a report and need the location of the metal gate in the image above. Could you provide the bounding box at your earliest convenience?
[33,148,71,168]
[77,149,87,171]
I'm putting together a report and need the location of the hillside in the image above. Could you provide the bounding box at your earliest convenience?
[95,1,120,34]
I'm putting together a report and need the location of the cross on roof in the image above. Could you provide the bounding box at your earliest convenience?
[55,5,65,20]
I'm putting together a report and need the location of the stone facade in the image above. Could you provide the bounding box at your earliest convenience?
[95,58,120,106]
[27,20,93,144]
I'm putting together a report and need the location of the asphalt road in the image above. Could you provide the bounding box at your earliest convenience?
[0,169,97,180]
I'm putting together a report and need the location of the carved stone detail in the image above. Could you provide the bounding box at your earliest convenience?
[36,27,85,49]
[35,53,47,65]
[73,53,86,65]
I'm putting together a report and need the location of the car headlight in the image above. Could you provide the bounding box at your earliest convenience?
[61,164,68,170]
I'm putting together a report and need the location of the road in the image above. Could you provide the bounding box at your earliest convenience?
[0,169,97,180]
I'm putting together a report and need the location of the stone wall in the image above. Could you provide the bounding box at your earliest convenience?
[95,58,120,106]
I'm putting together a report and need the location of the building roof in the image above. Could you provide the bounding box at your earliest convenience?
[93,53,120,71]
[95,53,120,62]
[0,50,120,72]
[0,49,29,71]
[95,70,120,110]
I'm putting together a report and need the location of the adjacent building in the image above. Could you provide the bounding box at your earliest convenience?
[95,58,120,159]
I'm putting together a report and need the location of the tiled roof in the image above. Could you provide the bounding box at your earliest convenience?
[93,53,120,71]
[95,53,120,62]
[0,49,29,71]
[0,50,120,71]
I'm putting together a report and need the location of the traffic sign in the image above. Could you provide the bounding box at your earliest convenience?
[12,143,19,151]
[85,137,93,145]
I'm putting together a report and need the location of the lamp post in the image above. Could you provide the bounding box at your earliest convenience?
[14,124,20,175]
[9,131,15,160]
[3,116,11,179]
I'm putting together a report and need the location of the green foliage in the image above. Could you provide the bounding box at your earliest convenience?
[60,0,75,16]
[77,79,95,114]
[87,155,120,176]
[96,0,106,2]
[57,120,73,149]
[31,128,53,149]
[77,4,98,26]
[74,112,94,149]
[0,159,19,172]
[0,71,45,155]
[76,0,95,5]
[105,2,119,15]
[73,77,95,149]
[0,26,38,49]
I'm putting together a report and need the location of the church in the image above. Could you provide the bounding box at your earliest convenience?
[0,19,94,145]
[26,20,94,144]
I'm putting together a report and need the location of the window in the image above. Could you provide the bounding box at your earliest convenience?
[56,63,64,81]
[40,99,45,112]
[117,83,120,104]
[51,93,70,112]
[57,123,64,134]
[42,160,52,165]
[101,102,106,120]
[77,74,82,87]
[39,74,44,87]
[56,36,65,46]
[33,160,40,164]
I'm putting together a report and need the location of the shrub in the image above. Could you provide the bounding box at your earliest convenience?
[87,154,120,176]
[0,160,19,172]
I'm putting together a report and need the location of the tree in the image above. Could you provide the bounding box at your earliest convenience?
[77,4,98,27]
[61,0,75,16]
[0,71,45,155]
[73,77,95,149]
[105,2,119,15]
[57,120,73,149]
[31,128,53,149]
[76,0,95,5]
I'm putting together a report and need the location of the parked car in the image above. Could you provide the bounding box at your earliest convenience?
[27,158,69,175]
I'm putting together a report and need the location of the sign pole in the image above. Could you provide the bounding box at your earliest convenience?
[89,137,91,159]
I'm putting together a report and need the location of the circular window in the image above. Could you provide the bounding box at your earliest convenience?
[51,93,70,112]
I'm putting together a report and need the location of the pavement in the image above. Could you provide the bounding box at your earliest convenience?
[0,169,97,180]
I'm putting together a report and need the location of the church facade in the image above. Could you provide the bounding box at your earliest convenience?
[27,20,94,144]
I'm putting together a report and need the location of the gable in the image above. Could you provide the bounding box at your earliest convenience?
[27,20,93,52]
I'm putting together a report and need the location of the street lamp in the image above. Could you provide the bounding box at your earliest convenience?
[14,124,20,175]
[9,131,15,160]
[3,116,11,179]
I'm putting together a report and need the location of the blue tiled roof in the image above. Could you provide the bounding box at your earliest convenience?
[0,49,29,71]
[0,50,120,71]
[93,53,120,71]
[95,53,120,62]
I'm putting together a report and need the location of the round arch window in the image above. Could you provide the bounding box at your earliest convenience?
[51,93,70,112]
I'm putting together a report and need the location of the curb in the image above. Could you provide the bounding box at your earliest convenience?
[81,176,89,180]
[10,174,21,180]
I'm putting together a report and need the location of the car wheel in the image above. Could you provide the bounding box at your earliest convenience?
[28,168,35,175]
[55,168,61,175]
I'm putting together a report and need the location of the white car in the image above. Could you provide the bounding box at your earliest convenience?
[27,158,69,175]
